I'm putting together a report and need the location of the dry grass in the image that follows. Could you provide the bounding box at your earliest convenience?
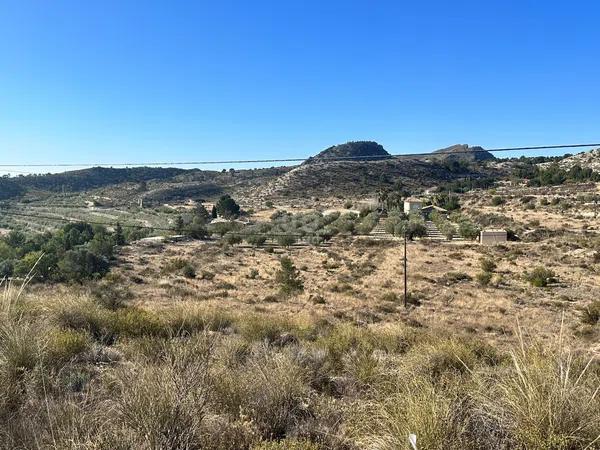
[0,282,598,448]
[1,184,600,448]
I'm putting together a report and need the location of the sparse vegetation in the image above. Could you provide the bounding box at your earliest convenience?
[525,266,557,287]
[1,143,600,449]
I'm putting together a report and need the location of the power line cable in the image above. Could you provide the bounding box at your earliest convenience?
[0,143,597,168]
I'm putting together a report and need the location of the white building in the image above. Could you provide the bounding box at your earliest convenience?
[403,197,423,215]
[480,229,508,245]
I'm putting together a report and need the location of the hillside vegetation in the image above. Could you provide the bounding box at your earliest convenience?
[0,144,599,449]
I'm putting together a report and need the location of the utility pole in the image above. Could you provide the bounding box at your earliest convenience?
[404,231,408,308]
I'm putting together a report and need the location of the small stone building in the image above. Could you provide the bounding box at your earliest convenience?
[403,197,423,215]
[480,229,507,245]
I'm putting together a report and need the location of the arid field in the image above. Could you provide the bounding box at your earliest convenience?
[4,179,599,449]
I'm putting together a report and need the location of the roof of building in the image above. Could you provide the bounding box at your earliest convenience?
[481,229,507,233]
[404,197,423,203]
[210,218,249,225]
[421,204,447,212]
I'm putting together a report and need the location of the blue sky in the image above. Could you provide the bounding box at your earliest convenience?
[1,1,599,173]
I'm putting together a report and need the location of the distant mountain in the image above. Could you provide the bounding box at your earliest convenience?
[12,167,187,193]
[0,177,25,200]
[305,141,390,164]
[0,141,501,205]
[431,144,495,162]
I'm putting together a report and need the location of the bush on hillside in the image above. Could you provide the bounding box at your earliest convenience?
[525,266,556,287]
[275,257,304,295]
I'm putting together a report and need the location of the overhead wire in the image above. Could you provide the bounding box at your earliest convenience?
[1,141,597,238]
[0,142,597,169]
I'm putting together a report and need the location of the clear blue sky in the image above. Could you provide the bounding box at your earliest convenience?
[1,1,599,173]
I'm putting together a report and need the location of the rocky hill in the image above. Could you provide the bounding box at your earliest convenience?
[431,144,495,162]
[304,141,390,164]
[538,149,600,172]
[1,141,500,205]
[247,157,493,202]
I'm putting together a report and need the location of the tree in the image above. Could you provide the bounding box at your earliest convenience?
[0,260,14,278]
[434,193,460,211]
[174,215,184,234]
[6,230,26,247]
[114,223,126,246]
[211,205,218,219]
[246,234,267,247]
[458,219,480,240]
[215,195,241,219]
[195,203,211,224]
[58,249,109,281]
[88,232,115,258]
[277,234,297,248]
[275,257,304,295]
[185,218,208,239]
[0,241,16,261]
[405,219,427,240]
[14,251,57,280]
[223,233,242,245]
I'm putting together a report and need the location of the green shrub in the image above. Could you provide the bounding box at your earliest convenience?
[46,329,90,364]
[491,196,505,206]
[457,219,480,240]
[581,300,600,325]
[476,271,493,286]
[161,258,190,275]
[480,258,497,272]
[91,281,132,310]
[276,235,297,248]
[58,249,109,281]
[182,264,196,279]
[275,257,304,295]
[216,194,241,218]
[381,292,398,302]
[211,347,310,440]
[525,266,556,287]
[246,234,267,247]
[224,233,243,246]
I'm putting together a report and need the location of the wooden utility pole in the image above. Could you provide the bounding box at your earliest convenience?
[404,232,408,308]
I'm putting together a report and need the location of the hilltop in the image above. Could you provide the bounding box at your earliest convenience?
[247,156,491,202]
[304,141,390,164]
[431,144,495,161]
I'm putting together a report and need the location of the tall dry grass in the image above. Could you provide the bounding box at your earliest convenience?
[0,279,598,449]
[475,323,600,450]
